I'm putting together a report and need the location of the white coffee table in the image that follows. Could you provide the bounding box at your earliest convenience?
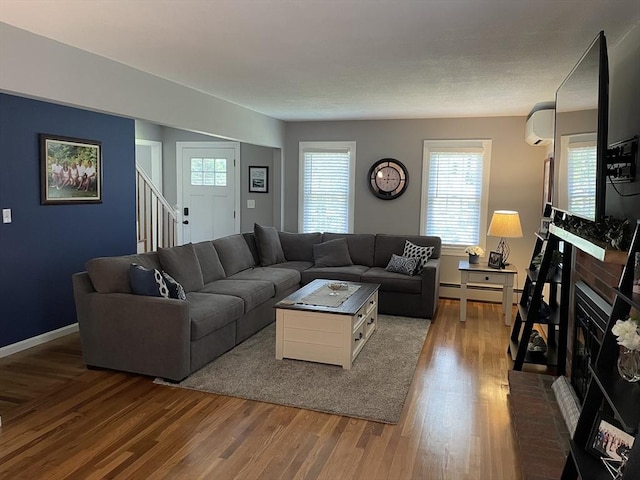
[274,279,379,369]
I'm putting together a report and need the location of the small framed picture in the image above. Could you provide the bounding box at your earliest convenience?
[40,134,102,204]
[488,251,503,269]
[586,413,635,461]
[539,217,552,237]
[249,166,268,193]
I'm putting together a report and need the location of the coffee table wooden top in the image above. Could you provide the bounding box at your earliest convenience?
[274,279,379,316]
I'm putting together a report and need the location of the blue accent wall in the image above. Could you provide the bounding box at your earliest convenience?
[0,93,136,348]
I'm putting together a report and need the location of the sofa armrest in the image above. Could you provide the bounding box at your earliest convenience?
[420,258,441,318]
[80,292,191,381]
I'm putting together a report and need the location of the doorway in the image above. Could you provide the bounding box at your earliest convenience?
[176,142,240,244]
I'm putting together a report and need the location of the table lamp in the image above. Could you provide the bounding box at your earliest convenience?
[487,210,523,266]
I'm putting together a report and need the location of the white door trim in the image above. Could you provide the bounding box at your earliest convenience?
[176,141,241,245]
[135,139,163,193]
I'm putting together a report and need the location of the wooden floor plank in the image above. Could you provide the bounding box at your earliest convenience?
[0,299,522,479]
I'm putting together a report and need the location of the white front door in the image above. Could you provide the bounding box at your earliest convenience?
[179,143,239,243]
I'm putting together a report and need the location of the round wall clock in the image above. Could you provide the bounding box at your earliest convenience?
[368,158,409,200]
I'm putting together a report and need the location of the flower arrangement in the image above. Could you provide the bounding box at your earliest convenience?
[464,246,485,256]
[612,309,640,351]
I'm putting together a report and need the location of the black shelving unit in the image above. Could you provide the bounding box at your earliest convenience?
[509,205,570,374]
[561,220,640,479]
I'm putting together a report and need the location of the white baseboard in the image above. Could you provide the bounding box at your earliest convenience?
[0,323,79,359]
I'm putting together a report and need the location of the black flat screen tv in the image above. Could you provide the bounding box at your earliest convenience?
[553,31,609,223]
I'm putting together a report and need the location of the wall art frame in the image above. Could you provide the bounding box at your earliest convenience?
[40,134,102,204]
[249,166,268,193]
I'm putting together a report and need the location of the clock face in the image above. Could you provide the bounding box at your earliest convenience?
[368,159,408,199]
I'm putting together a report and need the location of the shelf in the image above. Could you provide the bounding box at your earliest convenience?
[508,338,558,367]
[517,303,561,326]
[534,232,550,242]
[568,440,612,480]
[549,224,628,264]
[589,364,640,432]
[526,267,563,284]
[614,288,640,310]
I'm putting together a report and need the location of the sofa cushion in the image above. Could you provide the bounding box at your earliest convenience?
[300,265,369,284]
[199,279,275,313]
[230,267,300,296]
[270,261,314,272]
[385,254,418,276]
[193,241,226,283]
[213,234,256,276]
[87,254,161,294]
[403,241,434,274]
[254,223,286,266]
[278,232,322,262]
[361,267,422,294]
[313,238,353,267]
[322,233,375,267]
[158,243,205,293]
[186,292,244,340]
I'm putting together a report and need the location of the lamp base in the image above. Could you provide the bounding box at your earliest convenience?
[496,238,510,267]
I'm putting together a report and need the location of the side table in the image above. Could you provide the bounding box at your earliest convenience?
[459,260,517,325]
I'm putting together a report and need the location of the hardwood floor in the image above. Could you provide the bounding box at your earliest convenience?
[0,299,521,480]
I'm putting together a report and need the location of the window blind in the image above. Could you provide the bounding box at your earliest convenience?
[425,150,485,246]
[567,144,596,219]
[301,149,351,233]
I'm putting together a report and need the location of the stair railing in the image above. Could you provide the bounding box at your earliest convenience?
[136,165,178,252]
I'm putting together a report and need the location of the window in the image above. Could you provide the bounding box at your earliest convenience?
[190,157,227,186]
[421,140,492,254]
[299,142,356,233]
[567,142,596,220]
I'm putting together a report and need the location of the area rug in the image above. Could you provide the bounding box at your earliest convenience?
[154,315,430,424]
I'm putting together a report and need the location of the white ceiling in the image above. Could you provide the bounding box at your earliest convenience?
[1,0,639,121]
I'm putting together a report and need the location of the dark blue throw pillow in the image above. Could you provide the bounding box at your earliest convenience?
[129,264,185,300]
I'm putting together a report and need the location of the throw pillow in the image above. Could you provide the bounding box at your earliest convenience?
[162,272,187,300]
[254,223,286,266]
[158,243,204,292]
[313,238,353,268]
[129,264,187,300]
[385,254,418,276]
[403,240,434,275]
[129,264,170,298]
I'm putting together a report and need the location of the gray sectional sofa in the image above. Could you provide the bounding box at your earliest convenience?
[73,229,441,381]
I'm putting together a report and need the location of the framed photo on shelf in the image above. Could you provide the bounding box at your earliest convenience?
[249,166,268,193]
[40,134,102,205]
[488,251,503,269]
[539,217,552,237]
[586,413,635,461]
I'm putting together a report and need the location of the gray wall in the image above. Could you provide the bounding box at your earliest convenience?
[241,143,276,232]
[284,116,547,287]
[606,25,640,221]
[135,121,278,231]
[0,23,285,148]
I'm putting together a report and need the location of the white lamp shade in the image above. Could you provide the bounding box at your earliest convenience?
[487,210,523,238]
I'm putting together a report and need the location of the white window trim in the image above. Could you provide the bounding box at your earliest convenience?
[420,139,492,256]
[298,141,356,233]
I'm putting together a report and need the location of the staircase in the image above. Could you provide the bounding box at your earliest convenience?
[136,165,178,253]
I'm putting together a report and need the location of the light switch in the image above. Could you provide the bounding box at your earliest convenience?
[247,200,255,209]
[2,208,11,224]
